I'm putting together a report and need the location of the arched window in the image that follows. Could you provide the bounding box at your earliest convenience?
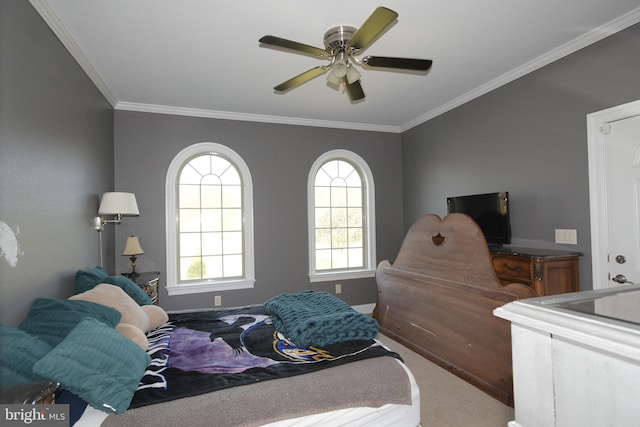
[166,143,254,295]
[308,150,376,282]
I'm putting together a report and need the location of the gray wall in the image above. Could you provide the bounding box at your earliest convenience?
[0,1,114,326]
[401,23,640,290]
[4,1,640,324]
[113,111,404,311]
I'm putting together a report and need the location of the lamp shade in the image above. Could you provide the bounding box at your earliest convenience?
[98,192,139,216]
[122,236,144,256]
[346,65,361,84]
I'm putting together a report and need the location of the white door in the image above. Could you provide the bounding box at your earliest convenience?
[588,100,640,290]
[605,114,640,287]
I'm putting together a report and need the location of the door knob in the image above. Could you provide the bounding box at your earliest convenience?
[612,274,634,284]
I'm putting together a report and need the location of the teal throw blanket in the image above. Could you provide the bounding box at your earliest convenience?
[263,290,379,347]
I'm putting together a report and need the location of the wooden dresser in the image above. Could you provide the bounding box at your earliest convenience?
[489,247,582,296]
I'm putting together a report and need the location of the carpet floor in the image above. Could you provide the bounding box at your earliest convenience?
[376,334,514,427]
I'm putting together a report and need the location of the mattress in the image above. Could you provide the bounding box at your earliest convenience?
[74,351,420,427]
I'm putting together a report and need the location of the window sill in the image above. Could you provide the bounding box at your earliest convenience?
[308,269,375,283]
[167,279,255,296]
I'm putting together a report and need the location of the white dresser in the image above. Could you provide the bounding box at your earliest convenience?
[495,285,640,427]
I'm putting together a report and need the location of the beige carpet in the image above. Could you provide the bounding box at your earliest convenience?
[376,334,514,427]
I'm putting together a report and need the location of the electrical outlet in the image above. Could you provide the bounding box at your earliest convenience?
[555,229,577,245]
[214,295,222,306]
[335,283,342,294]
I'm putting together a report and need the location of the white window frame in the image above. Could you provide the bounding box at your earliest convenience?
[165,142,255,295]
[307,149,376,282]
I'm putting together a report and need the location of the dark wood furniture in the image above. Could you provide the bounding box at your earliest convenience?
[490,247,582,296]
[124,271,160,305]
[374,213,537,406]
[0,381,58,404]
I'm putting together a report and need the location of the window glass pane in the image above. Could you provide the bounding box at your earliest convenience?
[220,166,241,185]
[201,185,221,208]
[315,208,331,228]
[348,228,362,247]
[180,233,201,257]
[222,186,242,208]
[322,160,339,178]
[338,161,355,179]
[180,166,202,185]
[344,170,361,187]
[180,209,201,232]
[315,229,331,249]
[224,254,243,277]
[347,207,362,227]
[189,155,211,176]
[202,256,223,279]
[223,208,242,231]
[316,249,332,270]
[210,156,231,176]
[202,232,222,255]
[179,184,200,208]
[331,249,348,269]
[332,228,348,249]
[331,208,347,228]
[347,188,362,207]
[331,186,347,207]
[180,256,204,280]
[223,231,243,254]
[201,209,222,232]
[348,248,364,268]
[201,174,220,186]
[315,187,331,207]
[315,169,332,186]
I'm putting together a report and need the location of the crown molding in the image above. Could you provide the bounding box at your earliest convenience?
[115,102,401,133]
[29,0,118,107]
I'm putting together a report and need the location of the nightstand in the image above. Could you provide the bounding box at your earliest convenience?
[0,381,58,404]
[123,271,160,305]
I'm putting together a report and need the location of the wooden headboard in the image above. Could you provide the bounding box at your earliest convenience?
[373,213,537,406]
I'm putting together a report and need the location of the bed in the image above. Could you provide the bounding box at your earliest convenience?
[1,275,420,427]
[373,213,537,406]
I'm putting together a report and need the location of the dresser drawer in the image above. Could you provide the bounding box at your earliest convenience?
[491,255,532,284]
[490,248,581,296]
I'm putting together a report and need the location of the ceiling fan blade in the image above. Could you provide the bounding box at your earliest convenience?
[345,78,365,101]
[349,7,398,52]
[259,35,329,57]
[273,66,329,92]
[362,56,433,72]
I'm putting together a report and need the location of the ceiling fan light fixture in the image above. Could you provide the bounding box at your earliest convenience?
[332,58,347,78]
[327,71,342,87]
[346,64,361,84]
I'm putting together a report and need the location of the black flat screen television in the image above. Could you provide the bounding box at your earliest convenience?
[446,191,511,245]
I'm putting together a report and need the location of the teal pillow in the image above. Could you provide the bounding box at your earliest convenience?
[102,275,152,306]
[74,266,109,294]
[0,325,52,387]
[18,298,121,347]
[33,317,151,414]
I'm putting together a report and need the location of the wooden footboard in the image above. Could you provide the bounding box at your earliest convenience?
[373,214,537,406]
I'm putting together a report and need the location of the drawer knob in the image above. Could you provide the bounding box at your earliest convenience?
[502,263,521,272]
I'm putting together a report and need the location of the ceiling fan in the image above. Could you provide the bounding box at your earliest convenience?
[259,7,433,102]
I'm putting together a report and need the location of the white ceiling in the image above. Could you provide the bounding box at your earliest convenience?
[32,0,640,133]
